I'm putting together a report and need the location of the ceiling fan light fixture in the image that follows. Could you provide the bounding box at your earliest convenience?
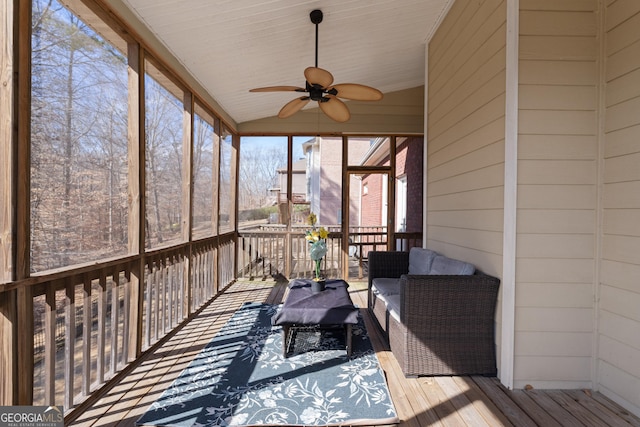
[249,9,383,122]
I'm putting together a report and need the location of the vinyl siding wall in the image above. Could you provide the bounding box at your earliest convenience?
[427,0,640,416]
[515,0,599,389]
[600,0,640,412]
[427,0,507,370]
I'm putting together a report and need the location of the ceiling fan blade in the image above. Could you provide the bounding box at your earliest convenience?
[278,97,310,118]
[330,83,383,101]
[319,95,350,122]
[304,67,334,88]
[250,86,304,92]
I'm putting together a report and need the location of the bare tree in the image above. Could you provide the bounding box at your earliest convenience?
[192,115,214,234]
[144,76,183,247]
[30,0,128,270]
[239,144,287,211]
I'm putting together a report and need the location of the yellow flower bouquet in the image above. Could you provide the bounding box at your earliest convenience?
[305,213,328,280]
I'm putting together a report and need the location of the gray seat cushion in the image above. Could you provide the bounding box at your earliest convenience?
[385,293,401,322]
[371,278,401,296]
[429,255,475,275]
[408,247,439,274]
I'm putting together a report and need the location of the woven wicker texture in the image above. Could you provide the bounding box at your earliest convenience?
[368,251,500,377]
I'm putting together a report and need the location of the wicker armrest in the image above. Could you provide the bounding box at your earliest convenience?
[367,251,410,290]
[400,272,500,323]
[395,272,501,376]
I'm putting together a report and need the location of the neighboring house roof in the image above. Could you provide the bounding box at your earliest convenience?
[277,158,306,174]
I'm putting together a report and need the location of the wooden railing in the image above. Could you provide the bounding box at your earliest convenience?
[6,234,235,415]
[237,226,422,280]
[237,229,344,280]
[31,258,135,409]
[3,226,419,416]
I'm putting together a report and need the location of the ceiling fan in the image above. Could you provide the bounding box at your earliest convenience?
[249,9,383,123]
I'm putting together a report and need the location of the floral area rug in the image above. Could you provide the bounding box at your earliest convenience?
[136,302,398,427]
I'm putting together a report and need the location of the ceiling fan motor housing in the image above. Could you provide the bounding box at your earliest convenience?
[306,82,336,102]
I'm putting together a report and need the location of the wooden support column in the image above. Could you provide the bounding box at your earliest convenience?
[341,136,349,279]
[15,0,34,405]
[388,136,396,251]
[127,42,145,360]
[182,92,193,243]
[1,0,14,282]
[182,92,194,309]
[230,133,240,283]
[211,120,220,298]
[0,0,17,405]
[285,136,293,278]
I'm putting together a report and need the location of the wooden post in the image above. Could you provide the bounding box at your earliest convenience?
[127,42,144,360]
[182,92,194,314]
[0,0,16,405]
[341,136,349,280]
[285,136,293,278]
[211,121,220,298]
[182,92,194,243]
[15,0,34,405]
[230,133,240,284]
[388,136,396,251]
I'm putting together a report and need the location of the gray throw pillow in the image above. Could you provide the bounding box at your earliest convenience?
[429,255,475,275]
[408,247,438,275]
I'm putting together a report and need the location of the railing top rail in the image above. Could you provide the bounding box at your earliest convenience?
[0,254,139,294]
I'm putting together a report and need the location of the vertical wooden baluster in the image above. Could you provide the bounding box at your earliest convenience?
[122,269,130,366]
[105,273,120,376]
[97,272,106,383]
[110,271,119,373]
[144,262,151,349]
[161,257,168,333]
[82,276,91,397]
[64,281,75,409]
[153,260,159,343]
[44,285,56,404]
[169,255,174,328]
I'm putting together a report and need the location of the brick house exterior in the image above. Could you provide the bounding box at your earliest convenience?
[359,137,423,233]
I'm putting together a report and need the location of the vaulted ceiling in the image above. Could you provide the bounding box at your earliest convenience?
[112,0,452,131]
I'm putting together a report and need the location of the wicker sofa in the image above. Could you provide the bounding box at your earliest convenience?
[367,249,500,377]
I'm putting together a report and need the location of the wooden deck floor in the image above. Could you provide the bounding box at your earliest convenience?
[69,280,640,427]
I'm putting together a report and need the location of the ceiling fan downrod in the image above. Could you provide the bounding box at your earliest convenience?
[310,9,323,68]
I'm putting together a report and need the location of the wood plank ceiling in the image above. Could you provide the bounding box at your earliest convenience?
[116,0,452,125]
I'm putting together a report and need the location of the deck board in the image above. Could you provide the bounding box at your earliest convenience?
[508,389,563,427]
[69,280,640,427]
[450,376,513,426]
